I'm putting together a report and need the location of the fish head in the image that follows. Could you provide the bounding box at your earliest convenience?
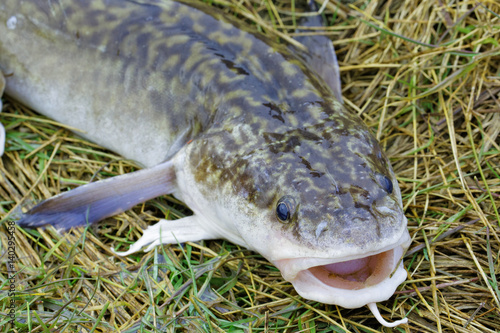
[179,99,410,309]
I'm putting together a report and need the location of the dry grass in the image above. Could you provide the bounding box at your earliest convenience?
[1,0,499,332]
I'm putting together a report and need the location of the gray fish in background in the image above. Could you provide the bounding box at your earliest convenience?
[0,0,410,327]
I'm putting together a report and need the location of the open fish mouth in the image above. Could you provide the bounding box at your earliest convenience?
[274,236,410,327]
[273,232,411,309]
[307,249,397,290]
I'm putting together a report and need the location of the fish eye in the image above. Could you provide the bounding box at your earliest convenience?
[378,174,393,194]
[276,196,295,223]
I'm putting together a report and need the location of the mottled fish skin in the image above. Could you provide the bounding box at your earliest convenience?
[0,0,409,321]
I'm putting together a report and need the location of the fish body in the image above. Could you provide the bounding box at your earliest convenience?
[0,0,410,326]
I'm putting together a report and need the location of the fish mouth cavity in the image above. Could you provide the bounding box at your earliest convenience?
[307,250,395,289]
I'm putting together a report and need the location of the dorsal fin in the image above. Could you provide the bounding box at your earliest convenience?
[293,0,343,102]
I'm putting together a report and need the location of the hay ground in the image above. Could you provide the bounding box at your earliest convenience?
[1,0,499,332]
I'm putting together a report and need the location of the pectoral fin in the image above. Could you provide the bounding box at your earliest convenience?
[17,161,176,230]
[113,216,219,256]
